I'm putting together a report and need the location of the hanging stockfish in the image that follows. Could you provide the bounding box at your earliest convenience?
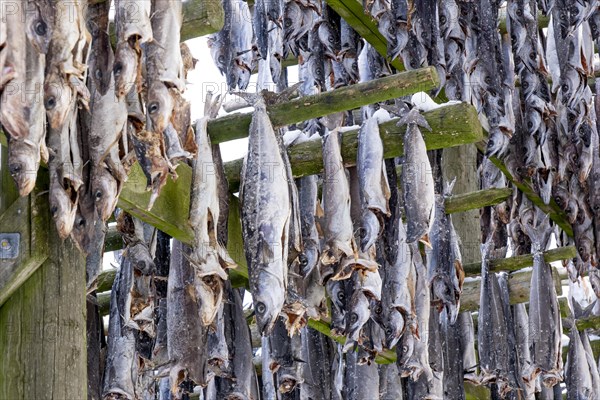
[6,31,47,197]
[188,95,237,326]
[522,214,563,387]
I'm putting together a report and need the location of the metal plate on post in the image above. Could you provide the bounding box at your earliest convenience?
[0,233,20,259]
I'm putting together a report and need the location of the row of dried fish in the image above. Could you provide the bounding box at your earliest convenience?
[1,0,199,288]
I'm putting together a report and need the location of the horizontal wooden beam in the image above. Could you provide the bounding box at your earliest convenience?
[463,246,577,277]
[474,139,573,236]
[207,67,440,144]
[225,102,482,191]
[325,0,404,71]
[444,187,512,215]
[460,267,563,313]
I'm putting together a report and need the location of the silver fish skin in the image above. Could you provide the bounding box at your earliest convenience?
[400,109,434,244]
[269,318,303,394]
[240,93,290,335]
[300,327,335,399]
[317,20,341,60]
[344,350,380,400]
[320,129,357,270]
[343,285,371,350]
[297,172,320,276]
[25,0,54,54]
[207,303,229,378]
[357,112,391,251]
[378,363,403,400]
[477,240,512,390]
[253,0,269,60]
[86,0,112,96]
[167,240,209,391]
[427,185,463,324]
[565,322,594,400]
[214,284,257,400]
[580,329,600,397]
[229,0,254,90]
[7,38,47,197]
[441,311,466,400]
[512,303,535,399]
[189,117,237,282]
[261,336,278,400]
[523,218,563,387]
[427,309,445,400]
[88,74,128,222]
[457,311,479,385]
[400,244,432,382]
[43,0,90,130]
[382,221,414,349]
[0,4,29,139]
[102,260,137,400]
[148,0,184,90]
[327,279,348,336]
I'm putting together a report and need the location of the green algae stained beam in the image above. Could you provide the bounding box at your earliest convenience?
[474,141,574,237]
[462,245,577,277]
[225,101,483,191]
[324,0,404,71]
[207,66,439,144]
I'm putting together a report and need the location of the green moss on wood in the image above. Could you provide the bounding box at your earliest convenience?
[207,67,440,144]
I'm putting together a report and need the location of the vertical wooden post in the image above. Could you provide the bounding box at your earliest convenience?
[0,228,87,398]
[0,172,87,398]
[443,144,481,264]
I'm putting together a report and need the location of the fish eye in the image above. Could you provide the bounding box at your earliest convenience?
[328,36,334,43]
[50,205,58,217]
[9,164,21,176]
[375,305,382,314]
[350,313,358,323]
[440,15,446,25]
[511,34,516,43]
[76,217,86,228]
[148,102,159,114]
[113,62,123,76]
[256,302,266,315]
[522,81,529,90]
[402,345,408,352]
[299,254,308,267]
[579,246,584,254]
[35,20,47,36]
[529,52,536,60]
[45,96,56,110]
[337,291,345,301]
[218,54,225,64]
[562,83,569,93]
[95,69,103,80]
[95,190,103,200]
[385,327,393,336]
[516,8,523,17]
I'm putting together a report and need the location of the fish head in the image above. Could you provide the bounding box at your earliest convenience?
[253,270,285,334]
[575,234,594,264]
[360,210,380,253]
[147,82,174,134]
[127,242,156,274]
[396,332,415,368]
[369,298,384,325]
[431,275,459,323]
[326,279,347,312]
[345,291,370,341]
[26,14,52,54]
[8,141,39,197]
[113,42,138,99]
[299,244,319,276]
[44,73,73,130]
[91,168,119,222]
[384,309,405,349]
[49,181,77,239]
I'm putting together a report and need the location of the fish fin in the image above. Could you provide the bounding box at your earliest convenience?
[419,234,432,249]
[264,81,303,105]
[397,108,431,131]
[454,260,465,292]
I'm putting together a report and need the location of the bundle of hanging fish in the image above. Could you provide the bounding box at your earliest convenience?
[0,0,198,288]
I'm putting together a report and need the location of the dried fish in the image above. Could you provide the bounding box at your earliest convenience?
[240,92,291,334]
[400,108,434,244]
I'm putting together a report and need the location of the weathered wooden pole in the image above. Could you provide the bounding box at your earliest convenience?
[0,198,87,398]
[207,67,440,144]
